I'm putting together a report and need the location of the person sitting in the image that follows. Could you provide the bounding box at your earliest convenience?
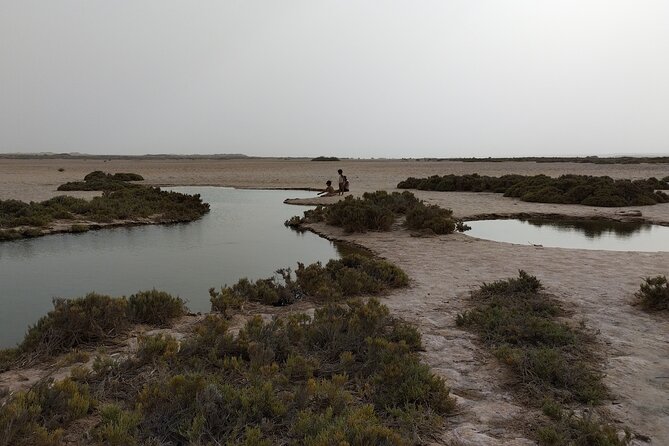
[318,180,337,197]
[341,175,349,194]
[338,169,346,194]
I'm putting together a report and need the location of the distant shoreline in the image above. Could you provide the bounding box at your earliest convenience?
[1,153,668,164]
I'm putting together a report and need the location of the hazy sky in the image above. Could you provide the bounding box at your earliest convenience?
[1,1,668,157]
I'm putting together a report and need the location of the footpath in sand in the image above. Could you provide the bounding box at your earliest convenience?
[2,158,668,443]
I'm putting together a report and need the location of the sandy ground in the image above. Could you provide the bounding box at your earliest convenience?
[1,158,668,444]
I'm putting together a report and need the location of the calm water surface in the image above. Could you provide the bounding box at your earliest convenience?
[0,187,338,347]
[466,219,669,252]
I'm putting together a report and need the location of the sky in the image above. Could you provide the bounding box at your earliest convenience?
[1,1,668,158]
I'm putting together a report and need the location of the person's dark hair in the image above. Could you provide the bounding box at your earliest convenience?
[326,180,332,186]
[338,169,343,174]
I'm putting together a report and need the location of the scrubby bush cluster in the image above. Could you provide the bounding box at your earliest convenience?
[0,290,186,368]
[397,173,669,207]
[457,271,604,403]
[1,299,455,445]
[211,254,409,311]
[0,378,93,446]
[0,186,209,236]
[287,190,468,234]
[635,276,668,311]
[447,155,669,164]
[57,170,144,191]
[457,271,629,445]
[311,156,340,161]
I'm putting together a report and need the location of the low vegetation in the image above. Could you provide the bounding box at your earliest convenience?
[57,170,144,191]
[397,174,669,207]
[436,156,669,164]
[0,290,186,370]
[286,190,469,234]
[1,299,455,445]
[0,377,93,446]
[0,178,209,240]
[456,271,630,445]
[634,276,668,311]
[311,156,340,161]
[210,254,409,312]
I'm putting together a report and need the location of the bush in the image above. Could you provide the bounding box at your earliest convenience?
[398,173,669,207]
[58,171,144,191]
[0,378,92,446]
[457,271,605,404]
[326,195,395,232]
[137,299,452,444]
[311,156,340,161]
[94,404,141,446]
[456,271,627,445]
[289,190,467,234]
[479,270,544,294]
[1,299,452,445]
[635,276,668,311]
[20,293,131,356]
[0,186,209,235]
[13,291,188,359]
[537,404,631,446]
[211,255,409,311]
[405,203,456,234]
[128,290,186,325]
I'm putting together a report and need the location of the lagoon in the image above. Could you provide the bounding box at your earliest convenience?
[0,187,338,347]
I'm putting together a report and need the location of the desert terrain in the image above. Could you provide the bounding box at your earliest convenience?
[1,157,668,445]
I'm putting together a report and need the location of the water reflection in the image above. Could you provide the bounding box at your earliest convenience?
[0,187,339,347]
[466,219,669,252]
[523,219,652,239]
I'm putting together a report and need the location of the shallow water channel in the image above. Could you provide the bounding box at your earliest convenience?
[0,187,339,347]
[466,218,669,252]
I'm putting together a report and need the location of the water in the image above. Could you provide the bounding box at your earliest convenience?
[466,218,669,252]
[0,187,338,347]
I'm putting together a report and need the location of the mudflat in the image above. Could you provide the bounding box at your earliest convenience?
[2,157,669,444]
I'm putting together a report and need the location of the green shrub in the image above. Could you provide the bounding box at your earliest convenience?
[1,299,451,444]
[635,276,668,311]
[311,156,340,161]
[58,171,144,191]
[0,348,18,372]
[94,404,141,446]
[290,190,467,234]
[209,287,245,316]
[135,299,451,444]
[0,378,92,446]
[398,174,669,207]
[1,186,209,236]
[136,334,180,364]
[20,293,131,356]
[479,270,544,295]
[405,203,456,234]
[326,195,395,232]
[128,289,186,325]
[13,291,188,360]
[457,271,606,404]
[456,271,628,444]
[537,406,631,446]
[210,255,408,312]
